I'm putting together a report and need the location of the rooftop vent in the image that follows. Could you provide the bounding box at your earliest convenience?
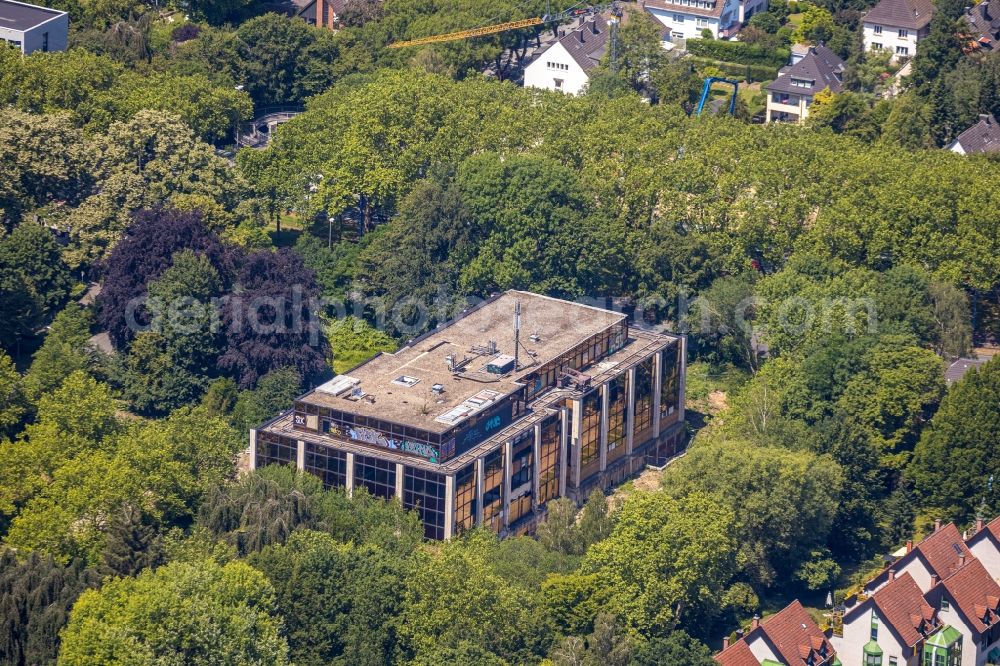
[315,375,360,396]
[529,333,542,343]
[392,375,421,388]
[431,383,445,394]
[485,354,516,375]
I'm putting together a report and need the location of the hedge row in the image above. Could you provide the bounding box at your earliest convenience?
[686,56,780,82]
[685,38,790,68]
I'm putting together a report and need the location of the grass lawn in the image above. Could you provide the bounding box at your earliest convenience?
[268,212,306,248]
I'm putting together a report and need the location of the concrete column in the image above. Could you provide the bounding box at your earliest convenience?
[532,424,542,511]
[395,462,405,500]
[571,399,582,490]
[599,385,609,472]
[652,349,662,435]
[503,440,512,528]
[345,452,354,496]
[296,440,305,471]
[678,335,688,422]
[626,366,636,455]
[444,474,455,540]
[248,429,258,470]
[475,456,485,526]
[558,409,568,497]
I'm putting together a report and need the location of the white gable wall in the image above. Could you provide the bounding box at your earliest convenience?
[746,632,782,664]
[523,41,591,95]
[862,20,922,61]
[968,535,1000,580]
[841,603,915,666]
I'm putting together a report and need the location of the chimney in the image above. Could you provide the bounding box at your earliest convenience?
[976,517,986,533]
[751,615,761,630]
[591,19,599,34]
[935,518,942,532]
[578,28,585,43]
[889,569,896,582]
[982,1,990,20]
[931,573,940,587]
[959,553,967,567]
[907,539,914,553]
[723,636,731,650]
[315,0,323,28]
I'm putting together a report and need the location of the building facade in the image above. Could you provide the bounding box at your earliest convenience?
[251,291,686,540]
[642,0,767,41]
[861,0,933,61]
[0,0,67,54]
[523,17,610,95]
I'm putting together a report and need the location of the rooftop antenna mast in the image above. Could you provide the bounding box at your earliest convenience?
[514,300,522,370]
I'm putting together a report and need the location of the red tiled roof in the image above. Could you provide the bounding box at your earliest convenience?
[715,639,759,666]
[983,515,1000,541]
[758,600,836,666]
[917,524,973,580]
[939,558,1000,634]
[866,573,938,647]
[715,601,837,666]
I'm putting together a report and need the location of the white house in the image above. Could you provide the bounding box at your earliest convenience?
[923,557,1000,666]
[765,44,845,123]
[523,17,610,96]
[838,572,939,666]
[641,0,767,41]
[947,114,1000,155]
[861,0,933,61]
[0,0,67,54]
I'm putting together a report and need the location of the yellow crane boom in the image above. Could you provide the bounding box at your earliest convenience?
[387,17,545,48]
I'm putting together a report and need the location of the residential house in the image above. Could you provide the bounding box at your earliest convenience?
[523,17,610,96]
[865,521,972,596]
[947,114,1000,155]
[641,0,767,41]
[765,44,845,123]
[945,356,992,384]
[923,557,1000,666]
[965,0,1000,52]
[715,600,839,666]
[967,516,1000,580]
[861,0,934,61]
[837,572,940,666]
[0,0,67,54]
[292,0,345,29]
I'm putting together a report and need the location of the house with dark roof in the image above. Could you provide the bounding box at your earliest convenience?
[765,44,845,123]
[837,572,940,666]
[944,355,993,384]
[0,0,67,54]
[292,0,346,29]
[642,0,768,40]
[948,114,1000,155]
[715,600,839,666]
[966,516,1000,586]
[862,0,934,61]
[865,522,973,596]
[924,557,1000,666]
[965,0,1000,52]
[523,16,610,95]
